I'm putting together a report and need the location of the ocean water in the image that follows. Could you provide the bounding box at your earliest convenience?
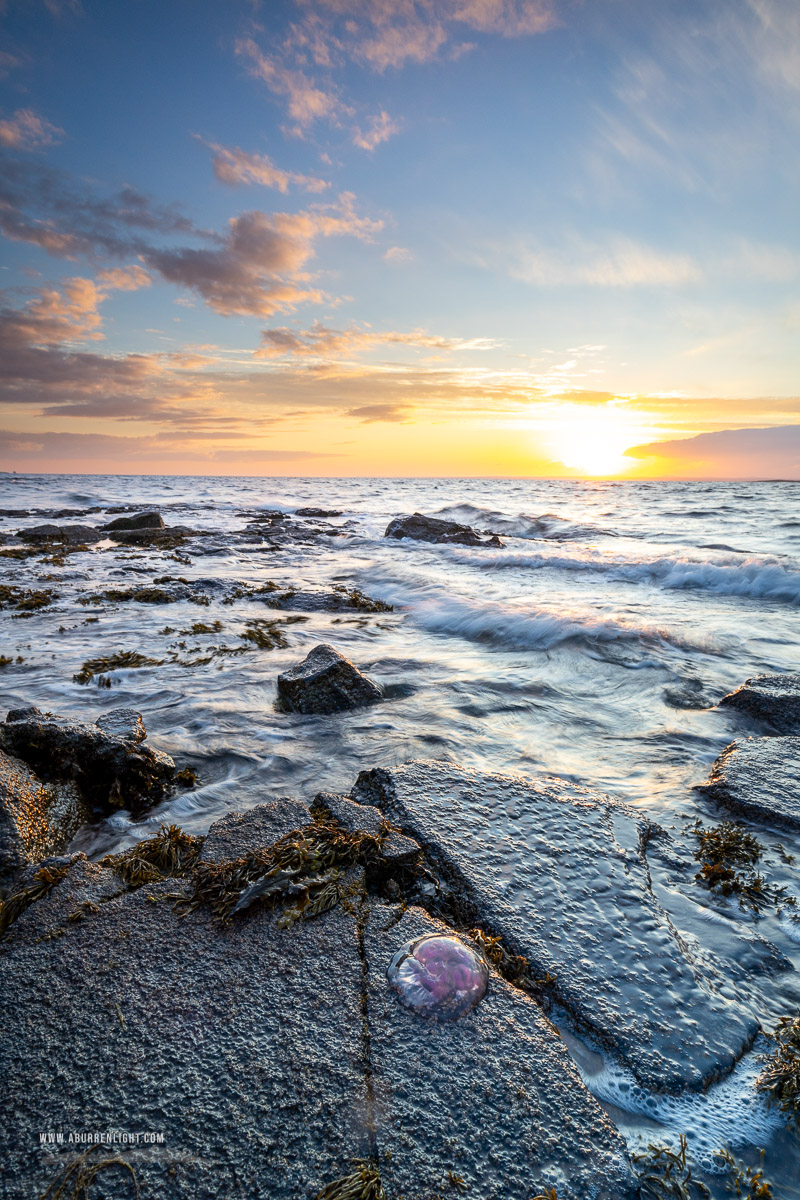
[2,473,800,1192]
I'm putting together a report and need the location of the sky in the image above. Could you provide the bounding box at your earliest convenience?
[0,0,799,479]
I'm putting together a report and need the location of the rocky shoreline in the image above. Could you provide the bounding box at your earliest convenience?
[2,508,800,1197]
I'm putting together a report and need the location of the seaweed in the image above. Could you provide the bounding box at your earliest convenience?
[691,821,796,914]
[39,1143,139,1200]
[185,818,384,923]
[0,584,57,612]
[530,1191,559,1200]
[240,615,307,650]
[0,655,13,668]
[73,651,162,684]
[186,621,223,634]
[331,585,393,613]
[316,1160,386,1200]
[0,863,71,938]
[755,1013,800,1122]
[101,824,203,887]
[632,1135,710,1198]
[714,1148,773,1198]
[174,767,198,788]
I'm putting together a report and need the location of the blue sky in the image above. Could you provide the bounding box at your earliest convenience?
[1,0,799,476]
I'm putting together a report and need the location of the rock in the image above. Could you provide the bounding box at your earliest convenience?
[720,673,800,733]
[365,904,637,1199]
[296,507,342,517]
[21,523,103,544]
[94,709,146,743]
[102,511,165,531]
[0,750,88,888]
[352,760,757,1093]
[663,676,714,709]
[0,851,636,1199]
[313,792,421,863]
[200,799,313,863]
[276,644,383,715]
[0,707,176,815]
[0,861,371,1200]
[256,587,391,614]
[701,736,800,830]
[385,512,503,547]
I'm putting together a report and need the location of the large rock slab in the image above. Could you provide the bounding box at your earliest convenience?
[276,644,382,714]
[0,707,176,815]
[702,736,800,831]
[313,791,421,863]
[385,511,502,547]
[353,760,757,1093]
[365,904,637,1200]
[0,860,370,1200]
[720,673,800,733]
[0,750,88,888]
[20,523,103,544]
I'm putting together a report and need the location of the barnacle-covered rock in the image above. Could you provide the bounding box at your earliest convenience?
[0,707,176,815]
[276,644,382,714]
[0,750,88,888]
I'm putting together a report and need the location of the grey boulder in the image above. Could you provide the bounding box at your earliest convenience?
[102,511,165,532]
[352,760,758,1093]
[701,736,800,831]
[276,644,382,714]
[0,707,176,815]
[385,512,503,547]
[720,673,800,733]
[21,523,103,544]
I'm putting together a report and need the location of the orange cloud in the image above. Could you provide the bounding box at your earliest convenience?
[0,108,64,150]
[199,139,329,193]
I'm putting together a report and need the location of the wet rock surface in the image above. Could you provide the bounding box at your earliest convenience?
[200,798,312,862]
[385,511,503,546]
[0,805,636,1200]
[277,644,383,714]
[21,523,103,544]
[720,673,800,733]
[702,736,800,830]
[0,750,88,888]
[353,760,758,1093]
[366,905,637,1200]
[312,791,421,863]
[102,511,165,532]
[0,707,177,815]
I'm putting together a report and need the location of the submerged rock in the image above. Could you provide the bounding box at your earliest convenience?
[0,750,88,888]
[295,506,342,517]
[352,760,758,1093]
[385,511,503,547]
[276,644,383,714]
[102,511,165,531]
[702,736,800,831]
[720,673,800,733]
[0,707,176,815]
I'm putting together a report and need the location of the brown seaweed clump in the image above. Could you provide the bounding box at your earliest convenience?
[756,1013,800,1123]
[632,1135,710,1199]
[0,862,70,938]
[0,584,57,613]
[691,821,796,915]
[316,1160,386,1200]
[73,651,162,685]
[101,824,203,887]
[713,1148,773,1199]
[186,818,383,924]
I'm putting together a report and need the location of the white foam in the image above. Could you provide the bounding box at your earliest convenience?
[579,1040,782,1169]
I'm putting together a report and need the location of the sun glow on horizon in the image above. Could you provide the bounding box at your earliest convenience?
[540,403,657,477]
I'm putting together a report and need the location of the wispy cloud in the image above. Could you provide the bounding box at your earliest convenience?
[256,319,458,358]
[0,108,64,151]
[507,236,702,288]
[352,110,401,150]
[198,139,329,193]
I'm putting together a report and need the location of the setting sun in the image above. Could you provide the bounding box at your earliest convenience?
[540,404,654,476]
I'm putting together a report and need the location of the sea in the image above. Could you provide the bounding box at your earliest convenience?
[2,473,799,1194]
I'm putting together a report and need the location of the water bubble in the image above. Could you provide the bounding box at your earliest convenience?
[387,934,489,1020]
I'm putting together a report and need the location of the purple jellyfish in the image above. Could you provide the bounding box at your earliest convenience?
[387,933,489,1021]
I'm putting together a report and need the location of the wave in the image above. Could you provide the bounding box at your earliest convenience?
[451,546,800,604]
[366,574,724,655]
[432,503,618,541]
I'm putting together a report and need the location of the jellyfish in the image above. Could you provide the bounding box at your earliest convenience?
[387,933,489,1020]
